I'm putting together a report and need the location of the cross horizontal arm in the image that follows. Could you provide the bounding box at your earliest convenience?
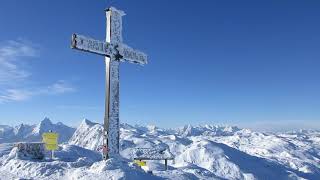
[71,33,114,57]
[71,33,147,65]
[117,44,148,65]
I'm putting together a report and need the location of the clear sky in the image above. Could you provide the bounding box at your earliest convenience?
[0,0,319,131]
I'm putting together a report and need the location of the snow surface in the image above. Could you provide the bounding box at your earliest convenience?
[0,118,320,179]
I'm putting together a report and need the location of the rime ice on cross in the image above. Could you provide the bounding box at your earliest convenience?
[70,7,147,160]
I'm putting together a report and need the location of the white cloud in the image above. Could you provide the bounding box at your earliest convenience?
[0,39,76,104]
[0,89,33,103]
[47,80,75,94]
[0,80,76,103]
[0,39,38,85]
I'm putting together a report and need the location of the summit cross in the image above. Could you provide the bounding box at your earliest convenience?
[70,7,148,160]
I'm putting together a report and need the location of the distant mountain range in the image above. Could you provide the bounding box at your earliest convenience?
[68,119,320,179]
[0,117,75,143]
[1,118,319,179]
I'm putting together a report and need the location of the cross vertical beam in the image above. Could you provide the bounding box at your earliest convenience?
[103,7,125,159]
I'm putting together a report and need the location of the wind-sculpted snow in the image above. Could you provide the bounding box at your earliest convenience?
[0,145,99,179]
[0,144,159,180]
[1,119,320,179]
[68,156,159,180]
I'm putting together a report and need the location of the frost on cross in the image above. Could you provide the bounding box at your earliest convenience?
[70,7,148,159]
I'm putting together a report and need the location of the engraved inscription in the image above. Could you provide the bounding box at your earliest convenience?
[71,34,113,56]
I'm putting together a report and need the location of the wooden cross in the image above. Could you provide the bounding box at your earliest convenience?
[70,7,147,160]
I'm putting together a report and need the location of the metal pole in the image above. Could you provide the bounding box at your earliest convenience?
[103,9,112,160]
[51,150,54,159]
[103,7,124,159]
[165,159,168,170]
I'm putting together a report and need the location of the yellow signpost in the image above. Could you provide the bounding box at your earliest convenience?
[134,160,147,167]
[42,132,59,150]
[42,132,59,159]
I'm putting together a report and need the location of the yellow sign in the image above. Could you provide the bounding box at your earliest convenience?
[134,160,146,167]
[42,133,59,150]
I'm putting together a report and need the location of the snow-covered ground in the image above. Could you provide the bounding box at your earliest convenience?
[0,118,319,179]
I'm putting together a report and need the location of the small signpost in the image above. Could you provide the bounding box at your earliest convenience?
[71,7,148,160]
[42,132,59,159]
[132,147,174,170]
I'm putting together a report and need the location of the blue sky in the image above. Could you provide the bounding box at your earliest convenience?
[0,0,319,130]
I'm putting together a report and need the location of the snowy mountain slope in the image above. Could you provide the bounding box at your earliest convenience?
[0,119,319,179]
[68,119,320,179]
[205,129,320,179]
[69,119,104,150]
[0,118,75,143]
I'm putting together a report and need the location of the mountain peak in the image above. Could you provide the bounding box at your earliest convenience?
[13,123,34,137]
[40,117,52,125]
[81,119,97,127]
